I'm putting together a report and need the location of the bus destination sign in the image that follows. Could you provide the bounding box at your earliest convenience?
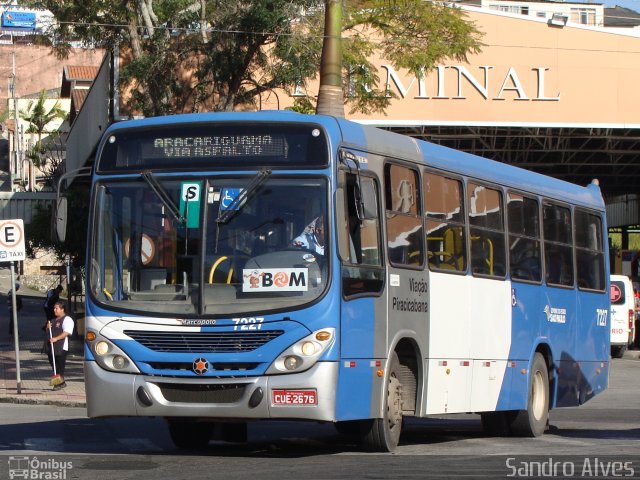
[97,122,328,171]
[147,134,286,159]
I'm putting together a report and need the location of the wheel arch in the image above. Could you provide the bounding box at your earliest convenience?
[389,334,422,416]
[531,341,555,410]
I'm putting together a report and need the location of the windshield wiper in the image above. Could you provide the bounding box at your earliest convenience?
[216,168,272,225]
[141,171,185,225]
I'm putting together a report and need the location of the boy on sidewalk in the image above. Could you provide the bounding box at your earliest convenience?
[46,300,74,390]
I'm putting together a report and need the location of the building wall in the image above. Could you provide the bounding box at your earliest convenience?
[268,7,640,129]
[479,0,605,26]
[0,44,104,190]
[0,44,104,111]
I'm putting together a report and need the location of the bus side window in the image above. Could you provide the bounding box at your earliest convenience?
[507,192,542,282]
[424,172,467,273]
[467,182,506,278]
[543,202,574,287]
[339,173,384,298]
[575,209,605,291]
[384,164,424,268]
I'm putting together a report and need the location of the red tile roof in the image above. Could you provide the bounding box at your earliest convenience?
[64,66,99,81]
[71,89,89,113]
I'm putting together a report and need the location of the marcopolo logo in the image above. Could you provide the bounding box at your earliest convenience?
[193,357,209,375]
[8,456,73,479]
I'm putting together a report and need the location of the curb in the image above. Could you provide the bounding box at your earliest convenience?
[0,396,86,408]
[623,349,640,360]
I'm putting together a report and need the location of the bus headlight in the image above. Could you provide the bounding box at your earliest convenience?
[266,328,335,374]
[284,356,301,370]
[301,341,316,356]
[95,341,109,356]
[87,331,140,373]
[112,355,127,370]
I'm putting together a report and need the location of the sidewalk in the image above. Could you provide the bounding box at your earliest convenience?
[0,268,85,408]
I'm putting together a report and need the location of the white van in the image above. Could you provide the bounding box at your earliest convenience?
[610,274,636,358]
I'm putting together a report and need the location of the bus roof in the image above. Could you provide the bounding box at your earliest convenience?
[336,118,605,211]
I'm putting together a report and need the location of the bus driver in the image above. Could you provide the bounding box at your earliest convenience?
[292,216,324,255]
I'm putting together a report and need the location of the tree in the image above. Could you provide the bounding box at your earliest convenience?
[317,0,344,116]
[317,0,484,116]
[13,89,67,191]
[25,185,88,269]
[28,0,323,117]
[26,0,482,117]
[25,131,66,190]
[19,89,67,151]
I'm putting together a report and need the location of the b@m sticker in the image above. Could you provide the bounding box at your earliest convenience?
[243,268,308,292]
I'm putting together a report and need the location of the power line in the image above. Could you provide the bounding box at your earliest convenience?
[3,7,640,55]
[39,19,640,55]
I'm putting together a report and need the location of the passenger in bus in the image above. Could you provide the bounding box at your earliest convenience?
[292,216,325,255]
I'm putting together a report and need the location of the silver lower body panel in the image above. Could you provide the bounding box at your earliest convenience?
[85,361,338,421]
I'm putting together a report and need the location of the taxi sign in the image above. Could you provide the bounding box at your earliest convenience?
[0,219,26,262]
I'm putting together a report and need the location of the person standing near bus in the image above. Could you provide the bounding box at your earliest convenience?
[46,301,74,390]
[43,285,63,323]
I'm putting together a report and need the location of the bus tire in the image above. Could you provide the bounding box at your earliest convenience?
[334,420,362,437]
[480,411,512,436]
[360,352,403,452]
[611,345,626,358]
[167,419,213,449]
[510,353,549,437]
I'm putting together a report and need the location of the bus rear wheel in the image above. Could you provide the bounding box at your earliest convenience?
[480,411,512,436]
[167,419,213,450]
[360,352,403,452]
[510,353,549,437]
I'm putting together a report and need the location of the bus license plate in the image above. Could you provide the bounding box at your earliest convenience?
[272,389,317,405]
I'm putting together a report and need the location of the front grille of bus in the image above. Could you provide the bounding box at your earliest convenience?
[154,382,248,403]
[148,361,260,372]
[124,330,284,353]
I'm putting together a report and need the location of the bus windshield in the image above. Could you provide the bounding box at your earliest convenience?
[89,176,328,316]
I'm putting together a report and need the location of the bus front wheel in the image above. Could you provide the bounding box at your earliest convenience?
[510,353,549,437]
[360,352,403,452]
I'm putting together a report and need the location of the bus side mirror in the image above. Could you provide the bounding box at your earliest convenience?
[56,197,67,242]
[54,166,92,243]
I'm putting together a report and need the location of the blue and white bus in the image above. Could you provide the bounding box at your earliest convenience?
[82,111,610,451]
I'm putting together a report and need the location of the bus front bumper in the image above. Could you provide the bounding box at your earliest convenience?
[84,360,339,421]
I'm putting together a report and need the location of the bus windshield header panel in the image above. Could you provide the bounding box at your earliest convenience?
[97,123,329,172]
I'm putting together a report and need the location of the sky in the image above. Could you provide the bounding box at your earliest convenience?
[586,0,640,11]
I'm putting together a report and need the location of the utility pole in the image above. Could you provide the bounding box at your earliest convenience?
[10,51,20,193]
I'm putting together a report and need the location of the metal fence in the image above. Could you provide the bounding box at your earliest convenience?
[0,191,56,223]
